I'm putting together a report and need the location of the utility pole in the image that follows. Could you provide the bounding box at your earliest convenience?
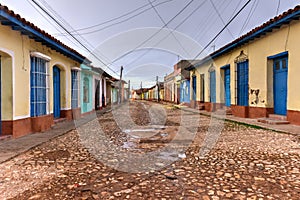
[156,76,160,102]
[140,81,143,100]
[128,80,130,100]
[119,66,123,104]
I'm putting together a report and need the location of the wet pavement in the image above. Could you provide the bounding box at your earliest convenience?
[0,101,299,199]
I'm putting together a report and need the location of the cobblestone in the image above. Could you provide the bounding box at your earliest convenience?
[0,101,299,199]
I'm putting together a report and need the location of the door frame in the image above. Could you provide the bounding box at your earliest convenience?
[192,75,196,101]
[209,70,216,103]
[53,66,61,118]
[236,60,249,106]
[221,65,231,107]
[273,55,288,115]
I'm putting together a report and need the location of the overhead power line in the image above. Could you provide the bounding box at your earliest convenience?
[55,0,175,36]
[209,0,235,39]
[26,0,84,51]
[239,0,259,35]
[31,0,119,76]
[147,0,191,57]
[123,0,207,67]
[194,0,253,59]
[38,0,113,65]
[110,0,195,65]
[65,0,158,33]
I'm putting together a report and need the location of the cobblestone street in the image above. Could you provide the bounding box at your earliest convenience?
[0,101,300,199]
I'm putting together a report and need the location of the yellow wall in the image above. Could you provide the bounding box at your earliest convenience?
[0,24,81,120]
[192,21,300,112]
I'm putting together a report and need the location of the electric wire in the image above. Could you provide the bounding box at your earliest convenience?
[65,0,158,33]
[39,0,113,65]
[193,0,233,41]
[194,0,253,59]
[123,0,207,67]
[147,0,191,57]
[238,0,259,36]
[31,0,119,76]
[109,0,195,64]
[208,0,235,39]
[276,0,281,15]
[26,0,85,53]
[55,0,175,36]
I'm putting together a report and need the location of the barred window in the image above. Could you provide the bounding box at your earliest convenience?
[71,70,79,108]
[30,56,49,117]
[83,77,89,103]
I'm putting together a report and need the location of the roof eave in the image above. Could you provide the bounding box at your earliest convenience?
[0,9,87,63]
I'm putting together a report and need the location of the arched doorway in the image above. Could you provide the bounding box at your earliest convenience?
[53,66,61,118]
[0,50,13,136]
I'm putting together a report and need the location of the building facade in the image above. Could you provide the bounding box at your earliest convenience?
[187,5,300,125]
[0,5,89,138]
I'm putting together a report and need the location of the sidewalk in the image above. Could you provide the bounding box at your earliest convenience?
[177,105,300,136]
[1,102,299,164]
[0,107,111,163]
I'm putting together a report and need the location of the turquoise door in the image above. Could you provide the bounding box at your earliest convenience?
[273,57,288,115]
[224,67,231,107]
[210,71,216,103]
[53,66,61,118]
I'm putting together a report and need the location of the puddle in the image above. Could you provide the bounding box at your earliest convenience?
[156,151,187,161]
[156,151,178,161]
[123,126,167,139]
[122,141,137,149]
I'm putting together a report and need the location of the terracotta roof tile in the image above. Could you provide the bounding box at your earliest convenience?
[0,3,87,62]
[211,5,300,59]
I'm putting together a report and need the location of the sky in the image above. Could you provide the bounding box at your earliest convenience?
[1,0,300,89]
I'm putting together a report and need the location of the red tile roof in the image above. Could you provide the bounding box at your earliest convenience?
[0,3,88,63]
[188,4,300,69]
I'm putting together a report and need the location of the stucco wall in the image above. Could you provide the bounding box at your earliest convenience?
[192,21,300,112]
[0,24,81,120]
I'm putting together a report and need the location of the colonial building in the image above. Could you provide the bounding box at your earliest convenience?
[164,60,196,105]
[0,4,89,137]
[187,5,300,125]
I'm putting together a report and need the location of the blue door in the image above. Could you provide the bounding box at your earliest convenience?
[192,76,196,101]
[237,61,249,106]
[53,66,61,118]
[210,71,216,103]
[180,80,190,103]
[224,67,231,107]
[273,57,288,115]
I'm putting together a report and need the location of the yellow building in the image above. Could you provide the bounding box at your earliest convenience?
[187,5,300,125]
[0,5,88,137]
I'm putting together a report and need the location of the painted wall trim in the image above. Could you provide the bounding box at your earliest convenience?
[13,114,30,120]
[71,66,81,71]
[267,51,288,60]
[220,64,230,69]
[30,51,51,61]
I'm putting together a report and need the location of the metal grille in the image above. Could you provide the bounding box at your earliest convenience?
[71,70,79,108]
[30,57,48,117]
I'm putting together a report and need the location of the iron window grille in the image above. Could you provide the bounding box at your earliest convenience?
[30,56,50,117]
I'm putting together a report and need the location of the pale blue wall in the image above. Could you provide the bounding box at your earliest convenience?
[80,64,93,114]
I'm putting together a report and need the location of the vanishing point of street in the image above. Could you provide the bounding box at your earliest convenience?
[0,101,299,199]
